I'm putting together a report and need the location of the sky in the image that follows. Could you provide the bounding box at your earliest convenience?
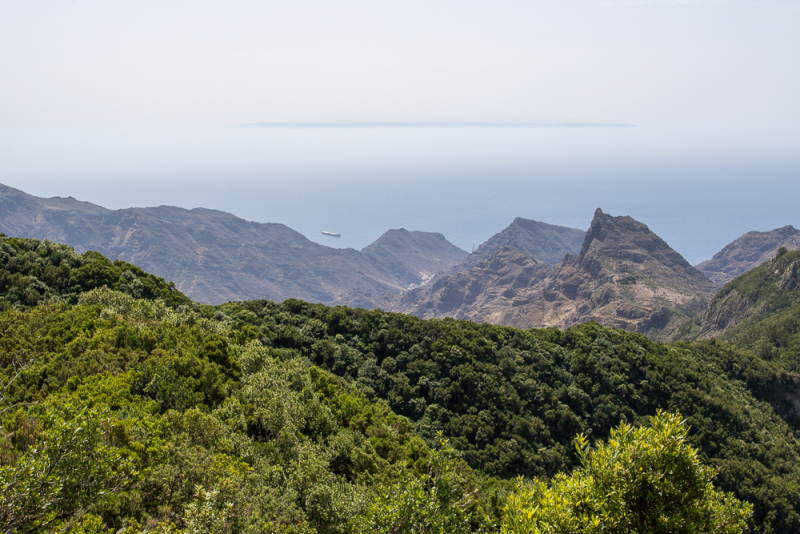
[0,1,798,265]
[1,0,799,127]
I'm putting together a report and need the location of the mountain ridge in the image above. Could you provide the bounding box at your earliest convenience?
[458,217,585,269]
[386,208,718,339]
[697,248,800,340]
[6,181,800,343]
[0,183,467,306]
[360,228,468,287]
[696,225,800,286]
[379,245,551,322]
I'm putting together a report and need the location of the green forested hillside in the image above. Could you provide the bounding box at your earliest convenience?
[216,299,800,532]
[0,236,794,533]
[0,236,191,309]
[705,249,800,372]
[690,247,800,425]
[0,237,496,533]
[1,290,508,533]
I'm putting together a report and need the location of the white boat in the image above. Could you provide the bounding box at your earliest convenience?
[321,231,341,237]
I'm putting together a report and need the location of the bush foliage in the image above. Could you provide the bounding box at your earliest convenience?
[502,411,751,534]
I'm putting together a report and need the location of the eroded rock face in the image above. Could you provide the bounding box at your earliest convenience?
[695,290,752,339]
[697,226,800,286]
[513,209,717,336]
[385,209,717,340]
[780,261,800,291]
[0,183,465,306]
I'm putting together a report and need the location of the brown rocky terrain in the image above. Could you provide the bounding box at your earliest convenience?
[0,183,466,305]
[385,209,718,340]
[696,225,800,286]
[525,209,719,337]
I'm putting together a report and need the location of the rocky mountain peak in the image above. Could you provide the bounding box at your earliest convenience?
[574,209,694,276]
[522,210,717,336]
[384,209,718,340]
[578,208,610,259]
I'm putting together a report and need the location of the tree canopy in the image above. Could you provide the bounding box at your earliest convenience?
[0,237,795,533]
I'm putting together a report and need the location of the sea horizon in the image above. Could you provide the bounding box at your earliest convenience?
[1,123,798,265]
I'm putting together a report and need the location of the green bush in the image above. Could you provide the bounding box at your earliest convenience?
[502,411,751,534]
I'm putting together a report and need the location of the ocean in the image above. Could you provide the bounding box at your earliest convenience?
[1,123,798,265]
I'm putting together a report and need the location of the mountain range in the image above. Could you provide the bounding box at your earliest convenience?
[383,209,719,340]
[2,181,800,341]
[0,183,466,306]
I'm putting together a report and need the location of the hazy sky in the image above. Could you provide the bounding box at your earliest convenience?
[2,0,798,127]
[1,1,798,265]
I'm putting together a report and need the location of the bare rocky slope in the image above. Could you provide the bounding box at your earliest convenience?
[0,183,466,306]
[696,225,800,286]
[529,209,719,337]
[385,209,719,340]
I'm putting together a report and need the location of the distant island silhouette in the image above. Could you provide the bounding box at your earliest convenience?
[240,121,636,128]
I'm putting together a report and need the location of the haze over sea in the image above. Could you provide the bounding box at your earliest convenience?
[2,123,798,266]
